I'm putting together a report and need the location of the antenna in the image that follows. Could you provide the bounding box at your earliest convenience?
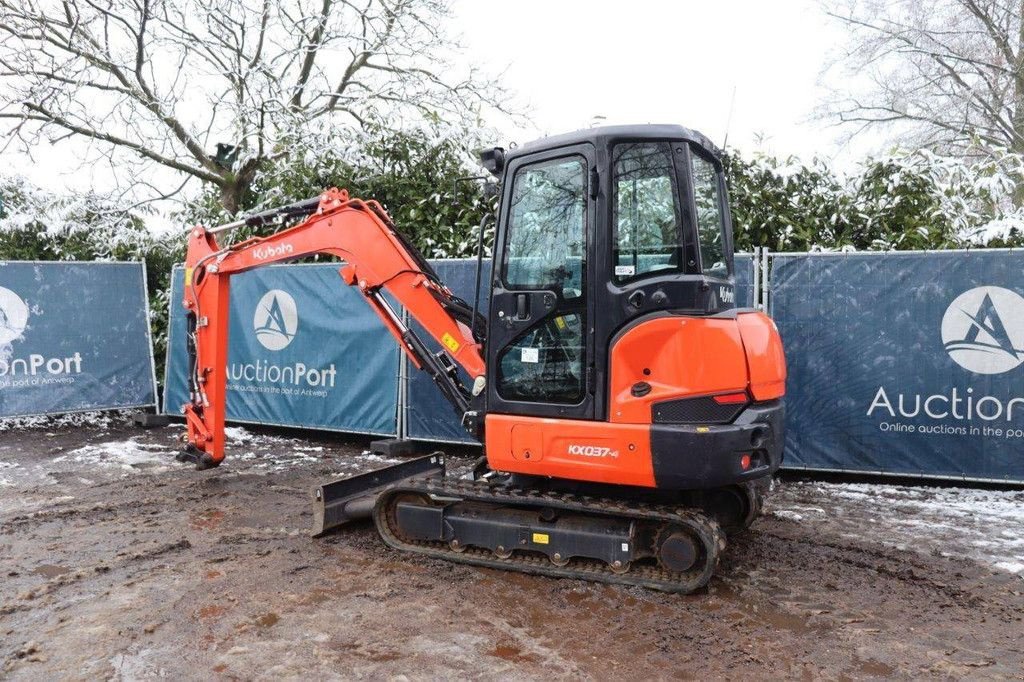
[722,86,737,151]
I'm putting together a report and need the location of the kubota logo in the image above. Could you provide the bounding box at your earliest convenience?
[254,290,297,351]
[567,444,619,458]
[253,243,294,260]
[941,286,1024,375]
[0,286,29,345]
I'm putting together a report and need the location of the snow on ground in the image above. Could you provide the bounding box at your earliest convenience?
[220,425,399,473]
[223,425,258,443]
[58,438,173,471]
[0,410,127,432]
[0,423,406,517]
[771,480,1024,577]
[0,459,17,486]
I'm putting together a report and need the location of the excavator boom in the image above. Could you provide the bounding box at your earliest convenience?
[180,188,485,468]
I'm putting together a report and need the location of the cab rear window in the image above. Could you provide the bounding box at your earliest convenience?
[691,153,727,278]
[611,142,684,282]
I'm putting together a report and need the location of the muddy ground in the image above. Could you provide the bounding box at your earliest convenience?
[2,415,1023,680]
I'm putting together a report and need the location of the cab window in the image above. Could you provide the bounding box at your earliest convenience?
[691,153,728,278]
[503,156,586,298]
[612,142,683,282]
[498,155,588,404]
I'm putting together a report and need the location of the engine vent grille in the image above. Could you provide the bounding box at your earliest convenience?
[651,395,747,425]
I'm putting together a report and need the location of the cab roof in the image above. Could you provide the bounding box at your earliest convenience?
[506,124,723,162]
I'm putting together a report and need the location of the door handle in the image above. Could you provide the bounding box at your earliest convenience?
[514,293,530,320]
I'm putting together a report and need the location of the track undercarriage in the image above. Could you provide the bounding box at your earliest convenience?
[313,454,764,594]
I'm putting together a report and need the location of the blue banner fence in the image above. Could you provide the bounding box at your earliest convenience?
[769,249,1024,483]
[0,261,157,417]
[163,264,401,436]
[161,249,1024,483]
[403,259,492,444]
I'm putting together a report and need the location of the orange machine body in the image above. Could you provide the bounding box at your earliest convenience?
[485,310,786,489]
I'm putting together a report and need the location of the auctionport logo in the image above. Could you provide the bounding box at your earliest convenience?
[0,286,29,345]
[233,288,335,393]
[254,289,297,351]
[0,286,83,382]
[941,286,1024,375]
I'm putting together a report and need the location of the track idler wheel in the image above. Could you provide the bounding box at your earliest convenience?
[656,527,701,573]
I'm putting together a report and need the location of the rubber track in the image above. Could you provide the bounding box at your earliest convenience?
[373,476,728,594]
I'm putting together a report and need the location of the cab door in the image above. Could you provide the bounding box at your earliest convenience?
[486,144,595,420]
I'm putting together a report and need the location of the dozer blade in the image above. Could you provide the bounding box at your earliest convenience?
[311,453,445,536]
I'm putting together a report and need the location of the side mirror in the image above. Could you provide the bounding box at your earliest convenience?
[479,147,505,177]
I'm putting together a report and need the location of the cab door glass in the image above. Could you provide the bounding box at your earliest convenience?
[503,157,586,298]
[498,312,585,403]
[691,154,728,278]
[498,156,587,404]
[612,142,684,282]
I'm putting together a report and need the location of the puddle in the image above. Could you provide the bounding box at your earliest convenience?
[710,583,826,635]
[855,656,895,677]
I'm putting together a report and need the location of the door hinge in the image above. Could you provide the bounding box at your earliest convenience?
[589,167,599,199]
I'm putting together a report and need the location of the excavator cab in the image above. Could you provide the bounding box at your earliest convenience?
[178,124,785,593]
[484,126,739,421]
[474,127,784,495]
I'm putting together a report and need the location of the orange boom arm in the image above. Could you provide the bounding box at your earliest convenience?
[179,188,486,469]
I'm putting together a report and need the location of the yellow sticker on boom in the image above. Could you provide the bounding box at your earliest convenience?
[441,332,461,353]
[184,267,193,286]
[532,533,550,545]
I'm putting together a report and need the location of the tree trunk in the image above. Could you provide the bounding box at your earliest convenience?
[218,160,262,215]
[219,182,243,215]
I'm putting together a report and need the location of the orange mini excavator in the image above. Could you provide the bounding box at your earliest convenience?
[178,125,786,592]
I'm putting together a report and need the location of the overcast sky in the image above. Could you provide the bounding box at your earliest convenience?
[1,0,883,201]
[453,0,880,162]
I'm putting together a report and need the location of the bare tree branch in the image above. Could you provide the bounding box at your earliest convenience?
[822,0,1024,160]
[0,0,515,212]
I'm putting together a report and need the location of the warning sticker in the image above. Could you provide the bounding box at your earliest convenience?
[521,347,539,363]
[532,533,550,545]
[441,332,461,353]
[615,265,636,277]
